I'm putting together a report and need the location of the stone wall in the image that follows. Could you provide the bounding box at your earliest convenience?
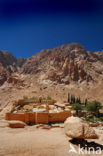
[5,110,72,124]
[5,113,25,122]
[49,111,72,123]
[35,112,49,124]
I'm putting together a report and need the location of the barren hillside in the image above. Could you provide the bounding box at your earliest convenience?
[0,43,103,118]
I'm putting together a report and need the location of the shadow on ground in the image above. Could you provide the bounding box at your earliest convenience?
[69,138,103,151]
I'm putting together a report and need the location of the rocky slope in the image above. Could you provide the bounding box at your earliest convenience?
[0,51,25,86]
[0,43,103,116]
[21,43,103,85]
[1,43,103,87]
[1,43,103,86]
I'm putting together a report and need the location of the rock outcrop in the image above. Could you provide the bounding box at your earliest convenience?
[0,51,25,86]
[64,116,98,139]
[21,43,103,84]
[1,43,103,86]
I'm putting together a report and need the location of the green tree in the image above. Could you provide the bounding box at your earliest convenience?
[71,95,75,104]
[72,95,76,104]
[76,97,79,103]
[70,95,73,104]
[84,98,88,106]
[68,93,70,103]
[86,100,101,117]
[78,96,81,104]
[72,103,82,115]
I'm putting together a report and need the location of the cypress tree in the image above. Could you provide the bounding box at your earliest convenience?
[85,98,88,106]
[68,93,70,103]
[78,96,81,104]
[76,97,79,103]
[74,95,76,103]
[71,95,73,104]
[72,95,75,104]
[70,95,72,104]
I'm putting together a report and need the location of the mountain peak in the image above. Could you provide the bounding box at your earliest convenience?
[60,43,84,50]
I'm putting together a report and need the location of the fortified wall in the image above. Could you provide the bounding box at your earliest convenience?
[5,110,72,124]
[5,98,72,124]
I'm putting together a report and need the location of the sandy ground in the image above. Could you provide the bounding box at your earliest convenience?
[0,124,103,156]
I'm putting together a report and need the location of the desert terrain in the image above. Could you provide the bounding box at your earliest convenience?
[0,43,103,156]
[0,123,103,156]
[1,43,103,118]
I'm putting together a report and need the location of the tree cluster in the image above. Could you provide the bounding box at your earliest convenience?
[68,93,102,118]
[68,93,82,104]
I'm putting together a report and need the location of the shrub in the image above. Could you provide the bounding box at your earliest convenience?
[86,117,94,123]
[30,96,38,100]
[98,117,103,122]
[72,103,82,115]
[47,96,51,100]
[23,96,28,99]
[86,100,101,117]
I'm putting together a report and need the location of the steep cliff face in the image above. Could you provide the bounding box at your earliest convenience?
[21,43,103,84]
[0,43,103,87]
[0,66,8,86]
[0,51,17,72]
[0,51,24,86]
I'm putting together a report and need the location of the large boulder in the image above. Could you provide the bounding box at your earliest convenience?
[64,116,98,139]
[8,120,26,128]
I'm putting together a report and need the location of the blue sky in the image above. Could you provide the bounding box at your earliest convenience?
[0,0,103,58]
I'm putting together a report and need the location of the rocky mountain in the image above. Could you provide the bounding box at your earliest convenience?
[21,43,103,85]
[1,43,103,86]
[0,51,17,72]
[0,51,24,86]
[0,43,103,114]
[17,58,26,67]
